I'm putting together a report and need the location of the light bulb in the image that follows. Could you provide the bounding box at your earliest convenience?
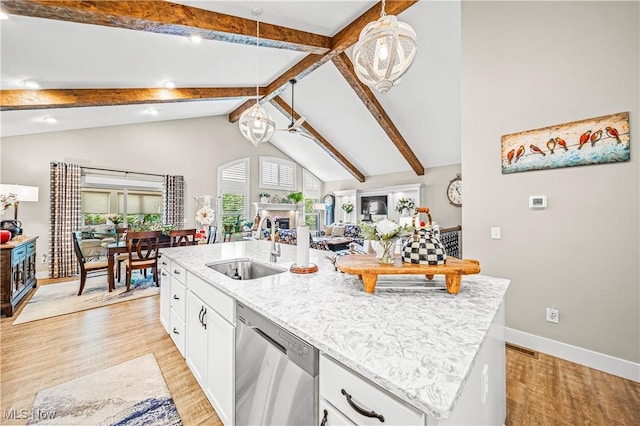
[377,40,389,61]
[189,35,202,43]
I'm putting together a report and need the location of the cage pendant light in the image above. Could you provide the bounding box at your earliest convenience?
[352,0,417,94]
[239,8,275,146]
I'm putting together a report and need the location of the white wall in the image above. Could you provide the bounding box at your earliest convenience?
[324,164,463,229]
[0,115,305,274]
[462,1,639,363]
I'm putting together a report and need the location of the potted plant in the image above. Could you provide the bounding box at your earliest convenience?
[288,192,303,204]
[395,197,415,217]
[341,201,354,222]
[259,192,270,203]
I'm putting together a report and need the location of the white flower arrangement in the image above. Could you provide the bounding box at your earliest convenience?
[395,197,415,213]
[196,206,215,225]
[341,201,354,214]
[359,218,411,241]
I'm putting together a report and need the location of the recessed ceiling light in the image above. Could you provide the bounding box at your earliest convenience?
[43,117,57,124]
[0,12,9,20]
[189,35,202,43]
[21,80,40,89]
[163,81,175,89]
[146,108,159,116]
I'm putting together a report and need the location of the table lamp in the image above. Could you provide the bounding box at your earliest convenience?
[0,184,39,220]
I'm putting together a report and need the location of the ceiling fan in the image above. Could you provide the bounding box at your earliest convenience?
[277,79,310,138]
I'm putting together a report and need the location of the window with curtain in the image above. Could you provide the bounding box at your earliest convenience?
[117,191,163,225]
[81,190,110,224]
[303,169,322,230]
[218,158,250,232]
[259,157,295,190]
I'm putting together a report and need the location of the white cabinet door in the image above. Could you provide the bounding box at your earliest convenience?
[186,291,208,388]
[206,309,235,426]
[159,267,171,333]
[319,399,356,426]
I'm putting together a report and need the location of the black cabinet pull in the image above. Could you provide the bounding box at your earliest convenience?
[161,271,167,277]
[320,409,328,426]
[341,388,385,422]
[173,294,180,300]
[172,328,179,335]
[202,307,207,330]
[173,270,180,275]
[198,306,204,325]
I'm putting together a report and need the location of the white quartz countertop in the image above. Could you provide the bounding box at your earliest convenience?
[160,240,510,420]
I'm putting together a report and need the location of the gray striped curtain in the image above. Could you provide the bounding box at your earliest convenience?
[163,175,184,228]
[49,162,82,278]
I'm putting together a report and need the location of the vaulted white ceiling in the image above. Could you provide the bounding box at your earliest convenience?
[0,1,461,183]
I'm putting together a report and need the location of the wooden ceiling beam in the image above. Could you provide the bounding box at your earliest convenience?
[228,1,419,122]
[0,87,263,110]
[1,0,331,54]
[270,96,366,182]
[331,52,424,176]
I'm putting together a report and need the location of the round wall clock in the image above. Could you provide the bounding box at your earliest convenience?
[447,174,462,207]
[323,194,335,208]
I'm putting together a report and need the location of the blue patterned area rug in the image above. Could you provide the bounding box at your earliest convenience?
[28,353,182,425]
[13,272,159,325]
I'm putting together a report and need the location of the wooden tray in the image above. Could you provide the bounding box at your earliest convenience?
[335,255,480,294]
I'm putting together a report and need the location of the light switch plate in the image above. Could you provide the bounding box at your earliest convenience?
[490,227,501,239]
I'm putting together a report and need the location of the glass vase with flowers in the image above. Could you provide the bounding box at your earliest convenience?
[359,218,412,264]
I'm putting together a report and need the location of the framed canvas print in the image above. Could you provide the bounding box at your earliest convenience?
[501,111,630,174]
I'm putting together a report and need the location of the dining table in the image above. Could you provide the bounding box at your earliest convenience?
[106,240,173,291]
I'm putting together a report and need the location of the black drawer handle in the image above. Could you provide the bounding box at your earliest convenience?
[173,295,180,300]
[341,388,385,422]
[172,328,179,335]
[161,261,168,266]
[320,409,328,426]
[173,270,180,275]
[161,271,167,277]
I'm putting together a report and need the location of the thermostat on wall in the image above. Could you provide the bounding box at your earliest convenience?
[529,195,547,209]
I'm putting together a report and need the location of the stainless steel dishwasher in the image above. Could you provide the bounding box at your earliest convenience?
[235,302,319,426]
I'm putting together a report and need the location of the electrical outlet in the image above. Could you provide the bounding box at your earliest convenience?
[546,307,559,323]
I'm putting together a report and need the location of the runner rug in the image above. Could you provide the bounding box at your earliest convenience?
[13,272,159,325]
[28,353,181,425]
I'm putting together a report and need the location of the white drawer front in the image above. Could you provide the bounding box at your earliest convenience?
[171,279,186,321]
[170,309,186,357]
[320,399,356,426]
[187,272,234,324]
[159,257,171,271]
[320,355,424,426]
[171,263,187,284]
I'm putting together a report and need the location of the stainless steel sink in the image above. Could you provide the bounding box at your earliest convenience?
[207,258,286,280]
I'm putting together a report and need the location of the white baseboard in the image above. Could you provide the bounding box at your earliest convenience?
[505,327,639,383]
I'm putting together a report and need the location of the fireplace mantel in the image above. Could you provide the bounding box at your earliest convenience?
[253,203,302,212]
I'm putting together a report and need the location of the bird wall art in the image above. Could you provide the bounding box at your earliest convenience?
[501,111,630,174]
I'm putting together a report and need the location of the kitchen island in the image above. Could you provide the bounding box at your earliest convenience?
[159,240,510,424]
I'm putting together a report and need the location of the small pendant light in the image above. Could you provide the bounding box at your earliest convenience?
[239,8,276,146]
[352,0,418,94]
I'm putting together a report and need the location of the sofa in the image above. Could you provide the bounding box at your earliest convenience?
[262,223,363,252]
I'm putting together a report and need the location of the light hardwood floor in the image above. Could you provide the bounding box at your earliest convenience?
[1,286,639,425]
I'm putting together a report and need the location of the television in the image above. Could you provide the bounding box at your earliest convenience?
[361,196,388,221]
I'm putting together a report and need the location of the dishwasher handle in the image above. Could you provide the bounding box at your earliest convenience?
[248,325,287,354]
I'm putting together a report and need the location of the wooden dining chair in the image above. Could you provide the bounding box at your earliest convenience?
[124,230,161,292]
[72,231,109,296]
[114,227,129,283]
[169,228,197,247]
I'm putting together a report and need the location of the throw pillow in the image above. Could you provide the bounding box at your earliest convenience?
[332,226,345,237]
[325,225,333,236]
